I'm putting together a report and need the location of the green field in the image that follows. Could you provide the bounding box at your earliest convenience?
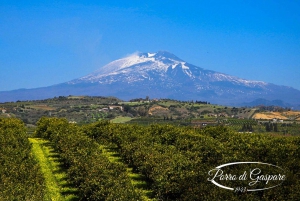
[111,116,133,123]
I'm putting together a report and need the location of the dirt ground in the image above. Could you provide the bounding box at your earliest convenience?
[148,105,169,115]
[252,112,288,120]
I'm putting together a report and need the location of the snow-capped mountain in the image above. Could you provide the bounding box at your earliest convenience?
[70,51,266,88]
[0,51,299,108]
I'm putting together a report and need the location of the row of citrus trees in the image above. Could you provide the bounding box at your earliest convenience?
[83,121,223,200]
[0,118,45,200]
[35,117,142,201]
[82,121,300,200]
[6,116,296,200]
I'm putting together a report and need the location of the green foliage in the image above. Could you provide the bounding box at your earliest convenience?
[0,118,45,200]
[11,116,299,200]
[29,138,79,200]
[35,117,141,201]
[83,121,300,200]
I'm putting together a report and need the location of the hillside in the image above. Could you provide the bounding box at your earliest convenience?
[0,96,255,125]
[1,95,299,135]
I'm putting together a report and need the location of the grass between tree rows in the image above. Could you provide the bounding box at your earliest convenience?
[30,136,154,200]
[99,145,155,201]
[29,138,78,201]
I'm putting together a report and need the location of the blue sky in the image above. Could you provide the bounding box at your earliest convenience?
[1,0,300,91]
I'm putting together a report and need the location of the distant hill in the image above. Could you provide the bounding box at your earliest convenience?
[241,98,293,108]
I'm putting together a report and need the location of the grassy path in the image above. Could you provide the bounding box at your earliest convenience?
[30,137,154,200]
[29,138,78,201]
[100,145,155,201]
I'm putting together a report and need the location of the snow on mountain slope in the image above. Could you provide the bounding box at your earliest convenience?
[1,50,299,107]
[70,51,267,88]
[67,50,300,106]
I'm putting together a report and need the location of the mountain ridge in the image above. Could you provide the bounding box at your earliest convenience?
[0,51,299,108]
[70,51,268,88]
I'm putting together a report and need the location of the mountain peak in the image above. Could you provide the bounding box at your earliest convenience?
[138,51,183,61]
[78,51,186,80]
[154,51,183,61]
[63,51,300,108]
[1,50,300,108]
